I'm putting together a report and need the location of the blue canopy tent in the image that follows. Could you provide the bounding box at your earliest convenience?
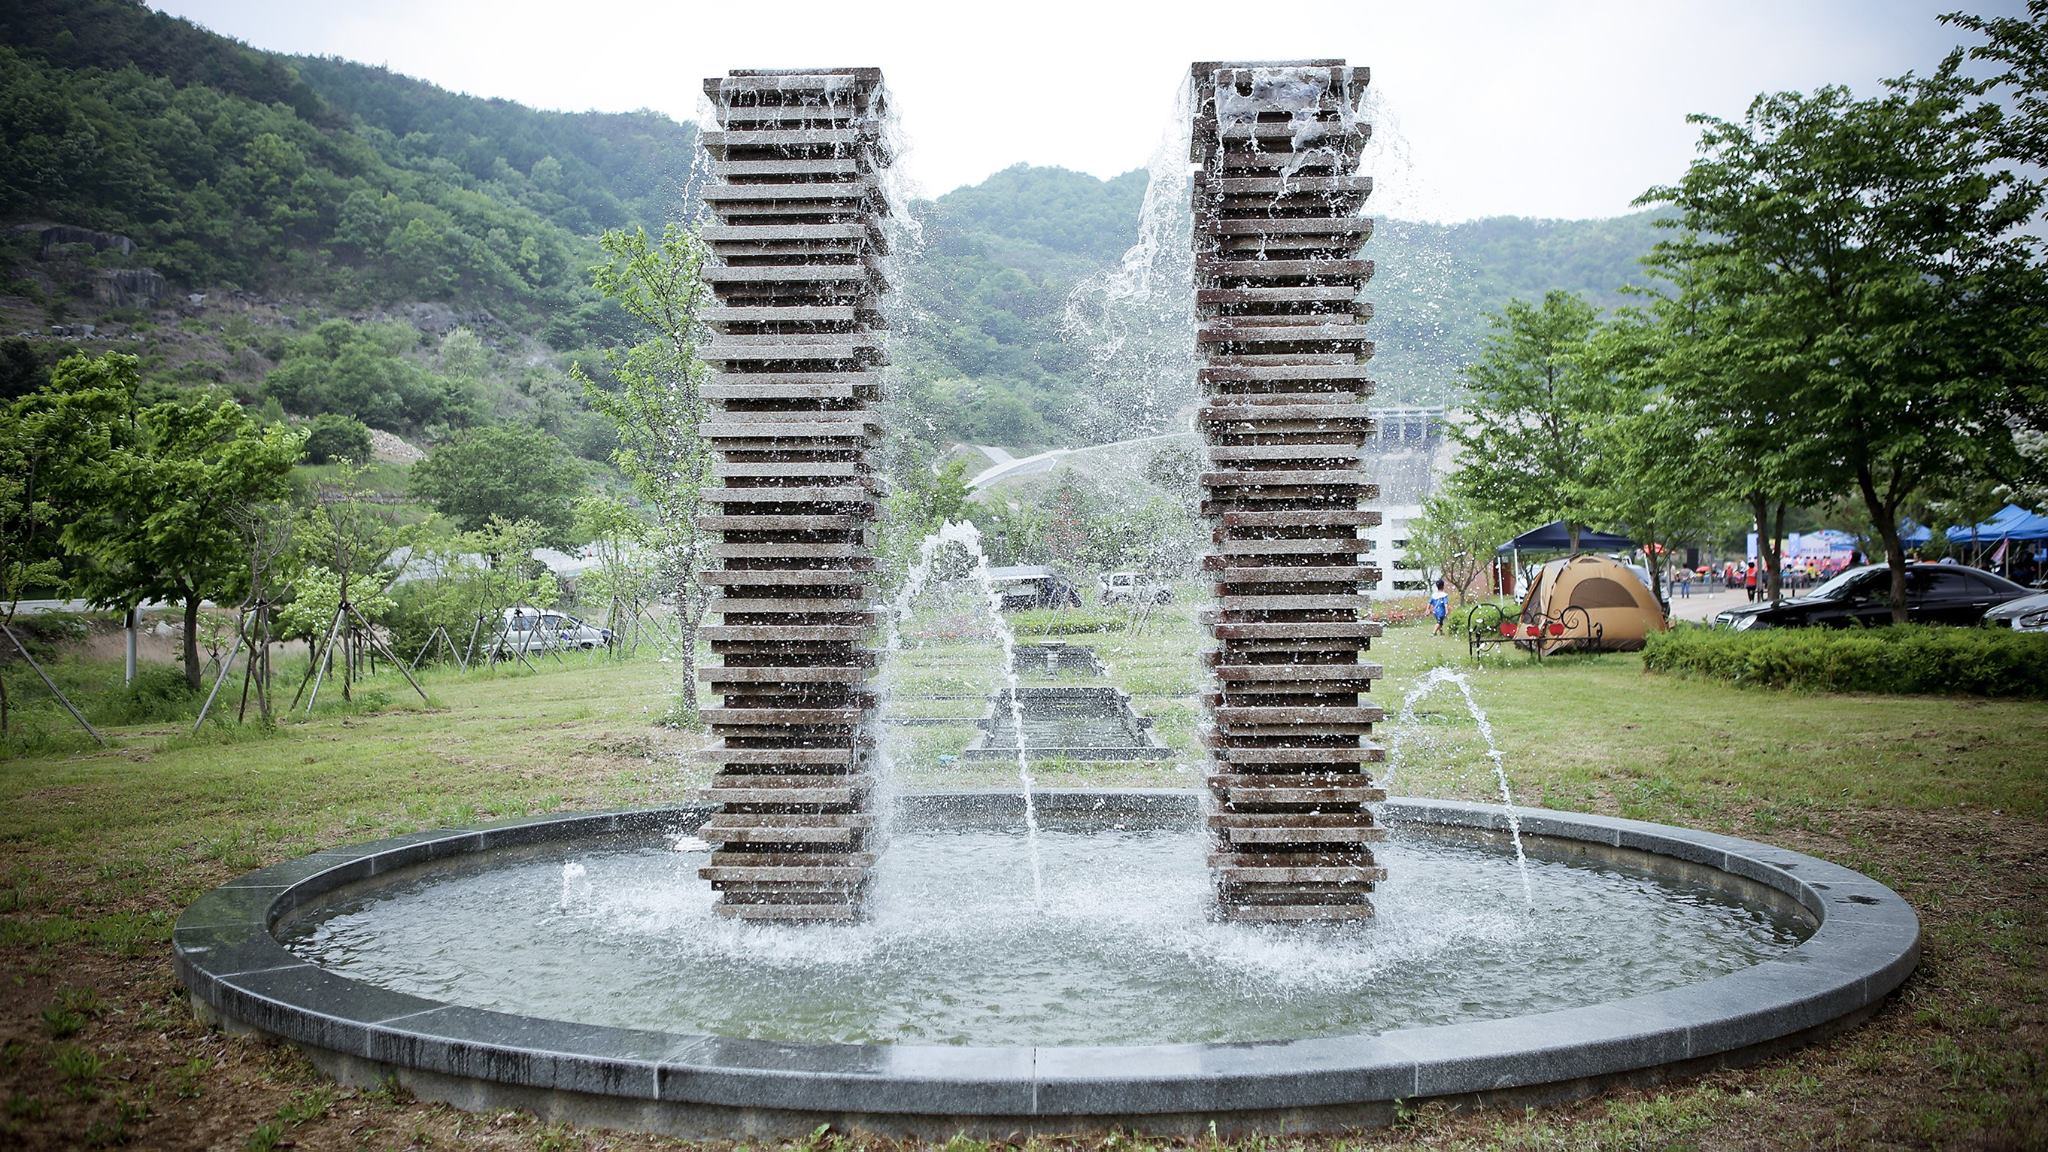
[1899,520,1933,547]
[1494,522,1638,555]
[1945,504,2048,544]
[1494,522,1640,596]
[1944,504,2048,576]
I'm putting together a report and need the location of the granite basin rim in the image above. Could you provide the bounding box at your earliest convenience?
[173,791,1920,1130]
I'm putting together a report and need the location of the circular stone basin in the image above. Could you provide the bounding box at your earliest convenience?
[174,793,1920,1139]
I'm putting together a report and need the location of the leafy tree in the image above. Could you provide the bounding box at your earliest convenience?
[37,353,303,689]
[1946,1,2048,167]
[264,320,457,431]
[1575,313,1744,602]
[1446,291,1609,546]
[301,413,373,464]
[408,423,584,542]
[571,493,653,647]
[574,224,714,720]
[1143,443,1202,518]
[0,390,64,733]
[1406,489,1509,607]
[1641,58,2047,620]
[880,453,972,579]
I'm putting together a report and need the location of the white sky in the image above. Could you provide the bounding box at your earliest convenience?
[150,0,2027,222]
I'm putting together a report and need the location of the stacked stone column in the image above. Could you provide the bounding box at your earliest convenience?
[1190,61,1387,922]
[694,68,893,922]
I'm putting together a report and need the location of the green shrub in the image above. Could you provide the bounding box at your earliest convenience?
[1642,624,2048,698]
[301,414,373,465]
[87,667,200,725]
[1008,607,1125,636]
[1448,598,1520,638]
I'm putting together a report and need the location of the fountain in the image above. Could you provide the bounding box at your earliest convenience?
[172,61,1920,1140]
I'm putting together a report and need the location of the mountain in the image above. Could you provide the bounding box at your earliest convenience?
[1,0,1665,455]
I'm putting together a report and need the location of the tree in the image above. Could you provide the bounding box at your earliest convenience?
[0,391,64,734]
[38,353,304,689]
[1447,291,1609,547]
[574,224,714,721]
[1641,58,2047,620]
[1405,489,1508,607]
[409,423,584,542]
[301,413,373,464]
[1575,313,1745,603]
[880,451,972,579]
[1946,1,2048,167]
[572,493,654,650]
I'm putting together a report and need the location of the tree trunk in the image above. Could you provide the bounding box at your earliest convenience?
[182,593,203,691]
[1643,529,1664,604]
[1567,522,1581,552]
[1747,494,1786,608]
[1769,503,1788,603]
[1855,465,1910,624]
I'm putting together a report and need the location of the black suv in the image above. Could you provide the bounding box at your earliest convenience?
[1713,562,2030,630]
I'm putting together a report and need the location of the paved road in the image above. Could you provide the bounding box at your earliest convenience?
[966,431,1195,492]
[11,599,190,617]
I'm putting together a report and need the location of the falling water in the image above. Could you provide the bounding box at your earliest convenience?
[880,521,1045,904]
[1059,75,1196,443]
[1386,666,1532,902]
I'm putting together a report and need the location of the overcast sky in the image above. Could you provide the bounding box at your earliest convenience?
[150,0,2027,222]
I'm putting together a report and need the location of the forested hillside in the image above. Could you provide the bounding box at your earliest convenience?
[2,0,1662,454]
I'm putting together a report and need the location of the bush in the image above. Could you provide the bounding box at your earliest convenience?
[1448,598,1520,638]
[301,414,373,464]
[88,666,202,725]
[1008,607,1126,636]
[1642,624,2048,698]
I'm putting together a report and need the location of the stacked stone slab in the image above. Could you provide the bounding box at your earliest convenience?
[1189,61,1387,922]
[694,68,893,922]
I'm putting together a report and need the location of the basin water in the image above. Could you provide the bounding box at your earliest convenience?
[175,790,1919,1139]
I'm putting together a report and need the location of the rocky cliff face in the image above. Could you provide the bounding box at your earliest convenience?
[92,268,165,308]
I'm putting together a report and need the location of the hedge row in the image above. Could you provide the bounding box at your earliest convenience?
[1641,624,2048,698]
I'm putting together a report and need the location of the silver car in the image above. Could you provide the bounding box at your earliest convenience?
[497,608,612,653]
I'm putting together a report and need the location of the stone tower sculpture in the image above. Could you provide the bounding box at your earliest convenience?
[1189,61,1388,921]
[694,68,894,921]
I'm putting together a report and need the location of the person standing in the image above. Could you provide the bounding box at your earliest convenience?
[1744,561,1760,602]
[1429,579,1450,636]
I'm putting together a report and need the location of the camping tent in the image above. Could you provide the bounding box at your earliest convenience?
[1518,554,1669,654]
[1495,522,1638,555]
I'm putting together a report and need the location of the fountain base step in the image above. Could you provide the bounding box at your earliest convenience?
[1217,902,1377,923]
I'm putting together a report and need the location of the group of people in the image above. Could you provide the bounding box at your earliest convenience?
[1667,555,1867,601]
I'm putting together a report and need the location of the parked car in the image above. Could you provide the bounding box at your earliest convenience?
[1713,563,2031,630]
[496,607,612,653]
[1983,591,2048,632]
[984,565,1081,611]
[1098,571,1174,605]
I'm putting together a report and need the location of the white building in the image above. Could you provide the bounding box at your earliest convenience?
[1360,406,1456,598]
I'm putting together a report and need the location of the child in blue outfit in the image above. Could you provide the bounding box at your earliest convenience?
[1430,579,1450,635]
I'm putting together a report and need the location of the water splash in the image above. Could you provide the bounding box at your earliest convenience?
[1386,666,1532,902]
[559,861,590,909]
[879,522,1046,905]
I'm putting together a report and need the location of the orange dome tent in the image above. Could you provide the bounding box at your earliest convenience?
[1517,554,1669,654]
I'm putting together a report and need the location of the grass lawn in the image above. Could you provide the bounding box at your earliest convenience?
[0,597,2043,1149]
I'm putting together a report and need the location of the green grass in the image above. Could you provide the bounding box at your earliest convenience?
[0,604,2043,1147]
